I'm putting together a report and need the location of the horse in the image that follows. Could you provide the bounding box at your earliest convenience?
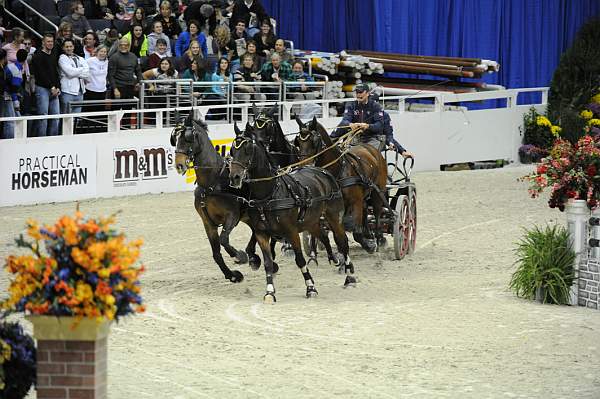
[229,127,356,303]
[171,115,279,283]
[250,104,300,168]
[293,116,389,253]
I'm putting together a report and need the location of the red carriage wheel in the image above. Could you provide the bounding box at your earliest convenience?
[408,191,417,254]
[393,195,410,260]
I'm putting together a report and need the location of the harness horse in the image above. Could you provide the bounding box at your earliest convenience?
[171,115,282,284]
[229,127,357,303]
[294,116,417,260]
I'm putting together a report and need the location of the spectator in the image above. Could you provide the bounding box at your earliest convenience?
[212,25,231,61]
[260,52,290,82]
[252,18,275,58]
[83,45,109,132]
[175,19,207,58]
[147,20,172,56]
[177,39,203,72]
[183,1,217,37]
[153,1,180,40]
[273,38,291,64]
[231,0,267,37]
[2,27,25,65]
[5,49,28,115]
[21,36,36,119]
[124,24,148,57]
[89,0,117,20]
[147,38,169,69]
[136,0,158,17]
[23,35,35,63]
[107,37,142,125]
[131,7,150,33]
[181,56,207,82]
[58,38,90,115]
[116,0,136,20]
[1,48,16,139]
[244,39,263,72]
[207,57,230,119]
[288,59,316,116]
[228,19,248,68]
[142,57,178,123]
[61,1,93,38]
[233,52,264,103]
[55,22,84,57]
[103,28,121,58]
[82,31,99,59]
[260,53,290,100]
[31,34,61,136]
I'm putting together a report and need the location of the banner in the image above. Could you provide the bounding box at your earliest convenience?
[0,138,97,206]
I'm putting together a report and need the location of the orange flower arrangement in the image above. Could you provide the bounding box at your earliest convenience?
[1,209,145,322]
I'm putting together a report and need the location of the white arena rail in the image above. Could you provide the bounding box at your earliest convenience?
[0,87,548,207]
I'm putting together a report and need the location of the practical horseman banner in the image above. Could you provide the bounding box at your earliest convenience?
[0,139,97,206]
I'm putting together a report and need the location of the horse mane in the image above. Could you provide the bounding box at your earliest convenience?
[314,120,333,147]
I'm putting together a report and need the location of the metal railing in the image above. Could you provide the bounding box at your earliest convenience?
[17,0,59,36]
[67,98,140,132]
[0,87,550,138]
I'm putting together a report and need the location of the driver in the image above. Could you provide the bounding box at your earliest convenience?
[331,83,385,150]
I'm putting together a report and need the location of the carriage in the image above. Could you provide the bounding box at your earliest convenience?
[301,145,417,261]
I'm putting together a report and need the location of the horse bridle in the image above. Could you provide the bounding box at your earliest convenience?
[296,128,322,159]
[172,125,196,164]
[253,114,275,146]
[230,136,256,183]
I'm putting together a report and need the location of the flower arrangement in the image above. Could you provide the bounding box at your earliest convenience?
[578,94,600,135]
[520,108,562,163]
[0,321,36,399]
[1,210,145,322]
[521,135,600,210]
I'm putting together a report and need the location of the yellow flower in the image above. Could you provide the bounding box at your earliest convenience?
[588,118,600,127]
[581,109,593,120]
[592,93,600,104]
[536,116,552,127]
[550,125,562,137]
[105,295,115,306]
[98,268,110,279]
[75,282,93,302]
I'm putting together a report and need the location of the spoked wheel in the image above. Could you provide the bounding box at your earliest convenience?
[408,190,417,254]
[393,195,410,260]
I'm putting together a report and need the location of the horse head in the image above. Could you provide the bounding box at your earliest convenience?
[294,115,323,160]
[229,124,257,189]
[171,114,208,175]
[252,104,278,147]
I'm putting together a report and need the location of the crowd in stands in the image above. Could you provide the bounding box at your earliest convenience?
[0,0,318,138]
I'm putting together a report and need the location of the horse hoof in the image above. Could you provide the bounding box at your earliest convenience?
[377,237,387,249]
[272,262,280,274]
[306,287,318,298]
[248,255,261,271]
[234,251,249,264]
[362,239,377,254]
[229,270,244,283]
[283,248,295,258]
[343,275,357,288]
[263,293,277,304]
[307,257,318,267]
[337,265,345,274]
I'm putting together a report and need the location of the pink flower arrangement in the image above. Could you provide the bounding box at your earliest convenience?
[521,135,600,210]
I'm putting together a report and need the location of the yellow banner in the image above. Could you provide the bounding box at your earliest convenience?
[185,138,234,184]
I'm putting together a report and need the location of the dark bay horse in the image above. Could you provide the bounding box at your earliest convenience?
[294,116,388,253]
[251,104,299,168]
[229,127,356,303]
[171,116,270,283]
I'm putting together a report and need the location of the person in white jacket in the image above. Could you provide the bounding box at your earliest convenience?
[58,38,89,115]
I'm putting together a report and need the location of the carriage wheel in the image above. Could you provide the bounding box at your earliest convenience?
[408,191,417,254]
[393,195,410,260]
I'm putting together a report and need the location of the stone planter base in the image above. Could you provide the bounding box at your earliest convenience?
[578,260,600,309]
[27,316,110,399]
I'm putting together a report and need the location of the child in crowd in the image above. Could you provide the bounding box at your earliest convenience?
[147,38,170,70]
[147,20,172,56]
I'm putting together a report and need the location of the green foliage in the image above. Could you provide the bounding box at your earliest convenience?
[509,224,576,305]
[522,108,554,149]
[547,18,600,142]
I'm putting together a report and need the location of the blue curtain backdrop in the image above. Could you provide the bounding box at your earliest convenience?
[261,0,600,94]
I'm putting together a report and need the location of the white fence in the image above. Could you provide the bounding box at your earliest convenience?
[0,87,548,207]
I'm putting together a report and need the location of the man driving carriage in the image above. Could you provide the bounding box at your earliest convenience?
[331,83,413,158]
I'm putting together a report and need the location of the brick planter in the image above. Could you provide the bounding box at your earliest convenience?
[26,316,110,399]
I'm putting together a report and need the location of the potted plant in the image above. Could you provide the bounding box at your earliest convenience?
[509,225,576,304]
[521,108,561,154]
[521,134,600,211]
[0,321,36,399]
[0,208,145,399]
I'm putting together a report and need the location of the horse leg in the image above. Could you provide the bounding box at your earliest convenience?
[202,219,243,283]
[288,231,318,298]
[255,231,277,303]
[270,237,280,273]
[349,193,376,254]
[307,234,319,266]
[245,230,262,270]
[220,216,248,264]
[327,211,356,288]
